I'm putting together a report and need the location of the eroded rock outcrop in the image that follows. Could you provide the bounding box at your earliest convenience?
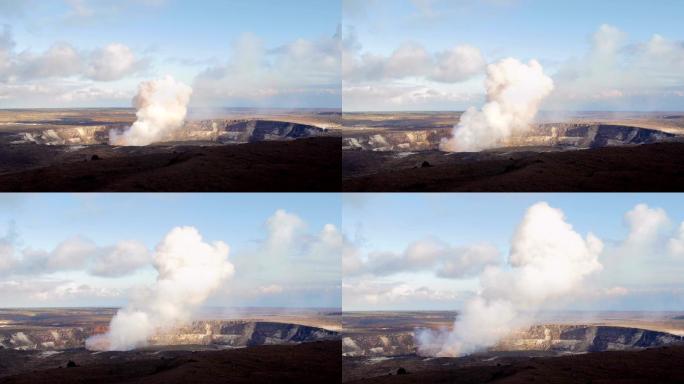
[12,120,329,145]
[342,124,676,152]
[342,325,683,357]
[0,321,338,351]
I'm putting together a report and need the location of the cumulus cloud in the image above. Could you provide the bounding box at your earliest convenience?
[343,280,467,309]
[0,26,145,82]
[550,24,684,109]
[192,29,340,107]
[222,209,341,307]
[343,31,484,84]
[342,234,364,275]
[342,27,485,110]
[0,235,151,277]
[89,240,151,277]
[0,25,146,106]
[0,226,17,273]
[0,279,121,306]
[668,222,684,257]
[264,209,307,253]
[344,237,499,278]
[21,236,97,273]
[343,83,480,111]
[624,203,670,248]
[87,43,146,81]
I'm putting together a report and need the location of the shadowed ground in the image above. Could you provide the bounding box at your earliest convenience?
[0,137,341,192]
[345,345,684,383]
[0,340,341,384]
[343,142,684,192]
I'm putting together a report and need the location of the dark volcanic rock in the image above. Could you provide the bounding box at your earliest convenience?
[345,345,684,384]
[343,142,684,192]
[0,137,341,192]
[0,340,341,384]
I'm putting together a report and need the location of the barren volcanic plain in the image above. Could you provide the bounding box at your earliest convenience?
[0,108,341,192]
[342,111,684,192]
[342,311,684,383]
[0,307,341,383]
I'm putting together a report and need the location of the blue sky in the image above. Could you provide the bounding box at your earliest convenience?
[0,193,341,308]
[343,193,684,311]
[343,0,684,111]
[0,0,341,108]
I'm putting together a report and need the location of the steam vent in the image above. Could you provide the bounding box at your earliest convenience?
[3,1,684,384]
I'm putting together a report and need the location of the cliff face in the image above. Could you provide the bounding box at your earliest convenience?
[342,325,683,357]
[11,120,329,145]
[342,129,450,151]
[494,325,683,353]
[0,321,338,351]
[149,320,338,347]
[506,124,675,148]
[341,124,676,152]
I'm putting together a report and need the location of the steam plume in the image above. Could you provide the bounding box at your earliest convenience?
[109,75,192,146]
[417,202,602,356]
[440,58,554,152]
[86,226,234,351]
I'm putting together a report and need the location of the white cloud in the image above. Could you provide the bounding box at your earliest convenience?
[624,203,670,247]
[0,235,151,277]
[342,234,363,275]
[0,25,146,106]
[0,27,145,82]
[550,24,684,108]
[346,238,500,278]
[87,43,146,81]
[342,27,484,110]
[21,236,96,273]
[0,279,121,306]
[224,209,341,305]
[258,284,284,295]
[344,34,484,84]
[90,240,151,277]
[343,280,465,309]
[192,30,340,106]
[343,83,480,111]
[0,234,16,273]
[264,209,307,254]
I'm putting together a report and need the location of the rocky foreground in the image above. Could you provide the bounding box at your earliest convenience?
[0,137,341,192]
[344,344,684,383]
[343,142,684,192]
[0,340,341,384]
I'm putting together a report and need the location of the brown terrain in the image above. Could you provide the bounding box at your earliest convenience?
[345,345,684,384]
[0,308,341,383]
[0,340,341,384]
[342,111,684,192]
[0,108,341,192]
[343,142,684,192]
[343,311,684,383]
[0,137,340,192]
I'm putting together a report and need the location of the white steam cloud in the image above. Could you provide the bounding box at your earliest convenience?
[440,58,554,152]
[86,226,234,351]
[109,75,192,146]
[417,202,603,356]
